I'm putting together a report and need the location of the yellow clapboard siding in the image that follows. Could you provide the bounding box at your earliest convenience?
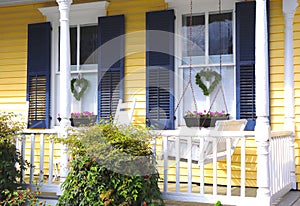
[0,97,26,104]
[270,98,284,106]
[0,70,26,79]
[0,77,26,84]
[0,58,27,66]
[0,90,26,97]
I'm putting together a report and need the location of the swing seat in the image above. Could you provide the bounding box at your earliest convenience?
[160,119,247,164]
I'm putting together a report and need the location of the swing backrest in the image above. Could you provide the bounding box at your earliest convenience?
[202,119,247,164]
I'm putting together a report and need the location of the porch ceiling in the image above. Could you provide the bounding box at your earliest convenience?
[0,0,52,6]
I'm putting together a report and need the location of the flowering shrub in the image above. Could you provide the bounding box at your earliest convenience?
[184,110,227,118]
[1,187,50,206]
[56,123,164,206]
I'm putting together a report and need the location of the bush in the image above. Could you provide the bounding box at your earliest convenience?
[0,112,27,201]
[1,187,50,206]
[57,123,164,206]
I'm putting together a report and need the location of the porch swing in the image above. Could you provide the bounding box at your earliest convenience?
[161,0,247,165]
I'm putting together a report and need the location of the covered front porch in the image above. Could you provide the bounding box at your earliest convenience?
[16,126,295,206]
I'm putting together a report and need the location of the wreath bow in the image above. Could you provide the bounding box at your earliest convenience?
[195,70,221,96]
[71,77,89,101]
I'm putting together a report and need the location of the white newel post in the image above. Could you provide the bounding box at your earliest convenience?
[57,0,72,195]
[255,0,271,205]
[283,0,298,190]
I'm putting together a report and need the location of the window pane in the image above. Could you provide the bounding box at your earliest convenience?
[70,27,77,66]
[182,15,205,65]
[209,12,232,56]
[80,25,98,65]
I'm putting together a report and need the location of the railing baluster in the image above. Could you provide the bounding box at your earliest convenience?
[226,137,232,196]
[20,134,26,183]
[240,137,246,197]
[39,134,45,183]
[213,138,217,195]
[48,138,54,184]
[187,137,192,193]
[199,138,205,194]
[175,136,180,192]
[163,135,168,192]
[29,133,35,184]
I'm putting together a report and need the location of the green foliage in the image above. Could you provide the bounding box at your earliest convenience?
[0,112,27,201]
[215,200,222,206]
[57,123,164,206]
[195,70,221,96]
[0,187,50,206]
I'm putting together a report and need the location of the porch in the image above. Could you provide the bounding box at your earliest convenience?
[16,127,297,206]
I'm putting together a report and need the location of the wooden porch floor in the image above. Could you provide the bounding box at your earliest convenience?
[37,190,300,206]
[163,191,300,206]
[25,175,300,206]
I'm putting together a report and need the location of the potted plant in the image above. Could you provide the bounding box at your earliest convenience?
[57,111,97,127]
[70,111,97,127]
[184,110,229,127]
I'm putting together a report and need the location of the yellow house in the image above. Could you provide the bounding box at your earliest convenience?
[0,0,300,205]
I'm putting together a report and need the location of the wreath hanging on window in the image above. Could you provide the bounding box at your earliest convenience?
[70,77,89,101]
[195,70,221,96]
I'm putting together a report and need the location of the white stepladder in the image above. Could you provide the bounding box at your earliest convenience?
[113,98,136,126]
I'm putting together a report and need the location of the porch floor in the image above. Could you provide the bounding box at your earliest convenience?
[37,190,300,206]
[163,191,300,206]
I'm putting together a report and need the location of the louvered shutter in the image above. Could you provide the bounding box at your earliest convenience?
[27,22,51,129]
[146,10,175,130]
[98,15,124,120]
[236,2,256,130]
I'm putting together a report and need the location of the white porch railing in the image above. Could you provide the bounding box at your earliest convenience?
[16,129,61,194]
[269,131,295,203]
[17,128,295,205]
[152,129,295,206]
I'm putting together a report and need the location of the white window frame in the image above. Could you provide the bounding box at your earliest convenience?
[39,1,108,127]
[166,0,237,127]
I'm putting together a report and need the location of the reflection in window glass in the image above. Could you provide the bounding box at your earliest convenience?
[209,12,232,56]
[181,12,233,65]
[70,27,77,66]
[182,15,205,64]
[80,26,98,65]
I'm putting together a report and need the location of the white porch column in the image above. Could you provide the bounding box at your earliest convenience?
[283,1,297,131]
[255,0,271,205]
[58,0,72,123]
[283,0,298,190]
[57,0,72,194]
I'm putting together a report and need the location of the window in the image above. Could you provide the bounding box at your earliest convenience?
[57,24,98,117]
[168,0,256,129]
[38,2,108,127]
[181,11,235,125]
[182,12,233,65]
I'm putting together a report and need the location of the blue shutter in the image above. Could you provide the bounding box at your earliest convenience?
[236,2,256,130]
[146,10,175,130]
[27,22,51,129]
[98,15,125,120]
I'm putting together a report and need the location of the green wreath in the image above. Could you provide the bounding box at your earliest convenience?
[70,77,89,101]
[195,70,221,96]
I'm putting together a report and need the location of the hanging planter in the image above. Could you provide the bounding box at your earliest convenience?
[195,70,221,96]
[70,77,89,101]
[184,110,229,127]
